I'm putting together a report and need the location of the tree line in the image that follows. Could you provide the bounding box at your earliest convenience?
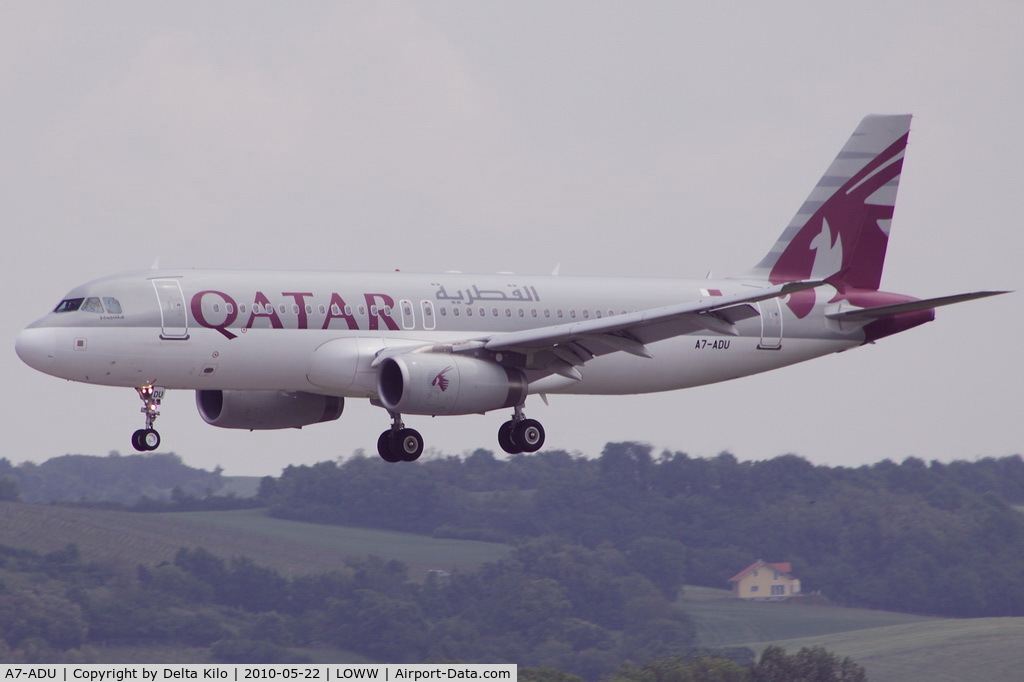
[0,539,864,680]
[0,452,229,504]
[258,446,1024,618]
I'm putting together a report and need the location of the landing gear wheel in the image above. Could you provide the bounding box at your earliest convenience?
[394,428,424,462]
[133,385,166,451]
[376,412,424,463]
[377,431,401,463]
[513,419,545,453]
[132,428,161,452]
[498,420,522,454]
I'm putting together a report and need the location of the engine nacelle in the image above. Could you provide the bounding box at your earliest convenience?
[377,355,527,416]
[196,390,343,430]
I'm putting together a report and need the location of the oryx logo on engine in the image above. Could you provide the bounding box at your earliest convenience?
[431,366,454,392]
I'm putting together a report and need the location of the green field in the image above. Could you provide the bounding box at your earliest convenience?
[679,586,1024,682]
[740,618,1024,682]
[680,586,934,646]
[5,500,1024,678]
[0,501,511,577]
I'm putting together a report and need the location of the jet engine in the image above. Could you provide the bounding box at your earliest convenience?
[196,390,343,430]
[377,354,527,416]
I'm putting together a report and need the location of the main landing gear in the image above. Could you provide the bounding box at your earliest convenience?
[374,405,546,463]
[377,411,424,463]
[132,385,164,452]
[497,405,545,454]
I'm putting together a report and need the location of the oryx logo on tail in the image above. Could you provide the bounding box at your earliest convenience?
[748,115,911,318]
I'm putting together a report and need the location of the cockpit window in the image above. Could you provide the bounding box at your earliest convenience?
[54,298,84,313]
[81,297,104,313]
[53,296,123,314]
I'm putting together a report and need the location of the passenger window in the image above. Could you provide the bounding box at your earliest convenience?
[81,297,104,313]
[103,297,123,314]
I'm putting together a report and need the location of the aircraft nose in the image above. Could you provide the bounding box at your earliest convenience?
[15,326,57,372]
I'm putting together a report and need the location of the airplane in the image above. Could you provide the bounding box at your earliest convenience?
[16,115,1007,463]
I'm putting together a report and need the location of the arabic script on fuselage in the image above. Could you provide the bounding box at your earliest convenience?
[432,283,541,305]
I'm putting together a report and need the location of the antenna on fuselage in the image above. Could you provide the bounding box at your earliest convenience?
[150,257,161,270]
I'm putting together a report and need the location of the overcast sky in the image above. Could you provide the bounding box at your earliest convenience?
[3,1,1021,476]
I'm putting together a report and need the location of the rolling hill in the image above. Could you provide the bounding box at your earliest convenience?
[679,586,1024,681]
[4,499,1023,679]
[0,501,511,577]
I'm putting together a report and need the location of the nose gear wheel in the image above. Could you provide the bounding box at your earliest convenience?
[132,385,165,452]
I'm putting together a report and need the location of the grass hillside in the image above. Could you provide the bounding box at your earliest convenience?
[680,586,935,645]
[738,618,1024,682]
[680,587,1024,682]
[0,501,511,577]
[5,499,1022,678]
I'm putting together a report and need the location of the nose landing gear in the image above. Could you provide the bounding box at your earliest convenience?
[132,385,164,452]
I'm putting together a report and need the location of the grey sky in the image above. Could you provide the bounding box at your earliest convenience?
[4,1,1021,476]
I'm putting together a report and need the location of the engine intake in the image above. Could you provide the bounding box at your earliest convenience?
[196,390,343,430]
[377,355,527,416]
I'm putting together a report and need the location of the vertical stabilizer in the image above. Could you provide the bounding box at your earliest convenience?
[746,115,911,316]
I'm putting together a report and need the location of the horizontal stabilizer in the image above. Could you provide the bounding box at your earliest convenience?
[826,291,1009,321]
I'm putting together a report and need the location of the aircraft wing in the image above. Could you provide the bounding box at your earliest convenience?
[485,280,818,350]
[376,280,822,381]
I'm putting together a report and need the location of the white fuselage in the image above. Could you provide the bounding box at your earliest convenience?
[16,268,858,399]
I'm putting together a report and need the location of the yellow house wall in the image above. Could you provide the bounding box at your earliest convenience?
[732,567,801,598]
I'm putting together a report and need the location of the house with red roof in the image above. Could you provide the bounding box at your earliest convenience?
[728,559,801,600]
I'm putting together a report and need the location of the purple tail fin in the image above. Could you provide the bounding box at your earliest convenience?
[747,115,912,317]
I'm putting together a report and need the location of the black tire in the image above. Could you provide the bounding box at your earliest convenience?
[395,428,424,462]
[141,428,161,451]
[377,431,401,463]
[498,420,522,454]
[131,429,148,452]
[513,419,545,453]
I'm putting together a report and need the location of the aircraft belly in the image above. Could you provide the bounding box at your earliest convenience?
[546,336,856,395]
[46,327,322,392]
